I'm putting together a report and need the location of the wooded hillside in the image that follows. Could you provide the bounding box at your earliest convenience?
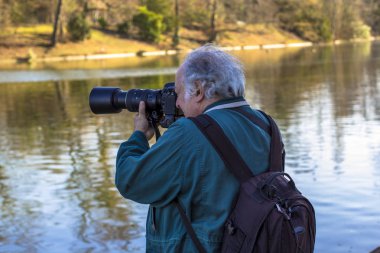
[0,0,379,60]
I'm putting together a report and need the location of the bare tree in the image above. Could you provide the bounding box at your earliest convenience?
[209,0,218,42]
[172,0,179,47]
[51,0,63,47]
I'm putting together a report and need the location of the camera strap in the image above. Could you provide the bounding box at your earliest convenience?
[150,119,161,141]
[173,198,207,253]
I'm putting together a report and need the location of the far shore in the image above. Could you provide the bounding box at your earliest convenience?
[1,39,377,66]
[1,24,379,67]
[1,42,316,65]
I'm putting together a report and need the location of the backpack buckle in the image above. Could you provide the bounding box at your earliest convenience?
[276,203,291,220]
[226,220,236,235]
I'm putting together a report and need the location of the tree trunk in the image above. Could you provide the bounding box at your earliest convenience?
[0,0,3,26]
[51,0,63,47]
[172,0,179,47]
[209,0,218,42]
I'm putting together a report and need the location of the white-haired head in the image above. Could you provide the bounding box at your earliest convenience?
[181,44,245,100]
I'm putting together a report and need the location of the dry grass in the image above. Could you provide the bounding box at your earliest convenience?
[217,23,303,45]
[0,23,304,61]
[0,26,161,59]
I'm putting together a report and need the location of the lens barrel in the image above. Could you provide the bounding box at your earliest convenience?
[89,87,161,114]
[125,89,160,112]
[89,87,127,114]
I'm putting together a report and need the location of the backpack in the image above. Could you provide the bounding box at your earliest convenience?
[174,107,316,253]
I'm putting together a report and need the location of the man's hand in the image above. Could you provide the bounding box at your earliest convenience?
[134,101,155,140]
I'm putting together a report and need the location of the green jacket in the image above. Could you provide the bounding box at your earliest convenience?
[116,97,271,252]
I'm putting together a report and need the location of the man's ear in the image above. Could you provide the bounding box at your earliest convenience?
[194,80,204,103]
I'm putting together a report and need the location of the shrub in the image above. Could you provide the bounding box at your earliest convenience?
[132,6,165,43]
[98,17,108,30]
[117,21,130,36]
[350,21,371,39]
[276,0,332,42]
[145,0,174,34]
[291,17,332,42]
[67,13,90,42]
[163,16,175,34]
[181,3,209,31]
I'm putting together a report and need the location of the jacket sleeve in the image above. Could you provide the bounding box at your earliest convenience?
[115,122,186,207]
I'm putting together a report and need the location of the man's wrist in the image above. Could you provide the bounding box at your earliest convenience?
[133,130,148,139]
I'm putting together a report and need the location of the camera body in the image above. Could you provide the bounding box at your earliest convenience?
[89,82,183,128]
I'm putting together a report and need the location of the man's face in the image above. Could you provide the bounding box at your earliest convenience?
[175,66,202,118]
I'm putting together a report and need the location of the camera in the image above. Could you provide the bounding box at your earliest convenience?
[89,82,183,128]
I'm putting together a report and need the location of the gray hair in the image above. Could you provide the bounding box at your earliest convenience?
[181,44,245,100]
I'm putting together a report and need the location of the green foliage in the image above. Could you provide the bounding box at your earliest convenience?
[132,6,165,43]
[354,22,371,39]
[117,21,130,36]
[10,2,25,25]
[67,13,91,42]
[336,4,371,39]
[1,0,378,43]
[7,0,51,25]
[146,0,171,16]
[162,16,175,33]
[343,21,371,39]
[181,1,209,30]
[276,0,332,42]
[98,17,108,30]
[146,0,174,33]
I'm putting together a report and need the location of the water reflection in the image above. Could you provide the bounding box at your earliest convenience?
[0,54,183,83]
[0,75,175,252]
[0,54,182,71]
[0,68,178,83]
[0,42,379,253]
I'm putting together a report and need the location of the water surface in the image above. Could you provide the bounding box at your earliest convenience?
[0,42,379,253]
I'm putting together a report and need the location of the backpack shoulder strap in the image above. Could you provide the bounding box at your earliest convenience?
[175,113,255,253]
[177,108,284,252]
[193,107,285,175]
[228,107,270,135]
[229,107,285,172]
[256,110,285,172]
[190,114,253,183]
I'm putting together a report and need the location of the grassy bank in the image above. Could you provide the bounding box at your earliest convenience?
[0,24,304,63]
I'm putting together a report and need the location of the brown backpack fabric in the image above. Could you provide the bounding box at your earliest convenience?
[176,108,316,253]
[221,171,316,253]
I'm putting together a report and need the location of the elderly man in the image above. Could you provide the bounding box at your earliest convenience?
[115,45,271,252]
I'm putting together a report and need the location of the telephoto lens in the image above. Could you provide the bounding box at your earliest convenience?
[89,87,160,114]
[89,82,182,128]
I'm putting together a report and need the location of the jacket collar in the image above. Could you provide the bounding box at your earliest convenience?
[203,96,248,113]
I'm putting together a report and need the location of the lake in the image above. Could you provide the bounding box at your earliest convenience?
[0,42,379,253]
